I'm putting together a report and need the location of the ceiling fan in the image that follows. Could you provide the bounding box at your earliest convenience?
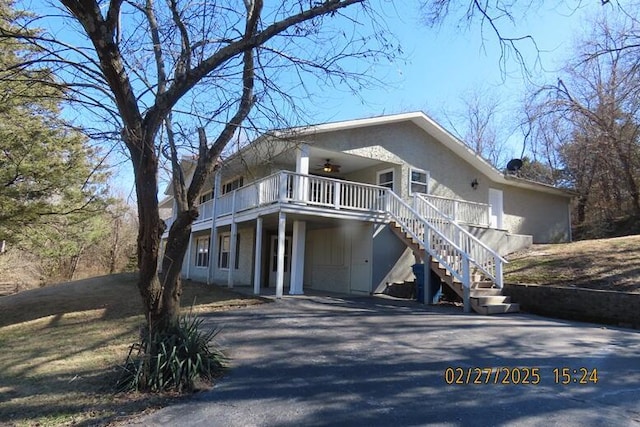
[316,159,341,173]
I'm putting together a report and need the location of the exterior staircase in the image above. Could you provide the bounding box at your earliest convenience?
[429,255,519,315]
[385,192,518,315]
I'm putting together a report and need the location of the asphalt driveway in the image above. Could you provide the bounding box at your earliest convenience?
[128,294,640,426]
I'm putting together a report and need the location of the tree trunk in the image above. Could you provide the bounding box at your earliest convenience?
[68,246,83,281]
[612,138,640,218]
[160,210,197,322]
[131,136,200,332]
[129,133,167,331]
[136,183,164,329]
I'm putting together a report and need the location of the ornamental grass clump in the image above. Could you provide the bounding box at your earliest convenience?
[117,314,227,393]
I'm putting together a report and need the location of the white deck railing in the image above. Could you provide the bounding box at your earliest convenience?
[416,193,490,227]
[299,173,384,211]
[197,199,214,221]
[412,193,504,285]
[208,171,385,220]
[194,172,491,229]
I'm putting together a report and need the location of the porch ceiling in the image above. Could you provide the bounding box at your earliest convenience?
[307,147,382,175]
[274,146,387,176]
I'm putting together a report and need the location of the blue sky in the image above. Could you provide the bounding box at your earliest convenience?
[308,2,598,150]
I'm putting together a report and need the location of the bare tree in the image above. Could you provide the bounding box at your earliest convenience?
[422,1,620,77]
[442,86,507,167]
[1,0,395,331]
[525,13,640,235]
[422,0,545,76]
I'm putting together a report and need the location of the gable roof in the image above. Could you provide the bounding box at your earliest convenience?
[164,111,573,198]
[279,111,573,197]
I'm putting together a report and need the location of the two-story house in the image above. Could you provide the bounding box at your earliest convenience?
[159,112,573,314]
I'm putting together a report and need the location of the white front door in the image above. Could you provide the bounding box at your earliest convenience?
[269,235,291,287]
[489,188,504,229]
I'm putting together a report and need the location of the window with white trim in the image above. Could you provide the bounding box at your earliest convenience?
[271,237,290,273]
[195,236,210,267]
[409,168,429,194]
[377,169,394,190]
[199,191,213,204]
[218,233,241,269]
[222,177,244,194]
[218,234,230,269]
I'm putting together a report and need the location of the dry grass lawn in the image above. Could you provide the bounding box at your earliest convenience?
[504,235,640,293]
[0,273,265,426]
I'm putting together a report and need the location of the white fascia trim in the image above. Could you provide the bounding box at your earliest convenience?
[502,175,577,197]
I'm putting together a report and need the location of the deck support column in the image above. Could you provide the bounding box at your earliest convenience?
[209,226,219,284]
[253,217,263,295]
[289,220,306,295]
[227,189,237,288]
[296,144,309,174]
[276,211,286,299]
[462,257,471,313]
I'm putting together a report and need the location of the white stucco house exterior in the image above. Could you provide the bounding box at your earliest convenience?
[159,112,573,314]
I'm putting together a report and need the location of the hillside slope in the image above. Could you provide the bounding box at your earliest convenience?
[504,235,640,293]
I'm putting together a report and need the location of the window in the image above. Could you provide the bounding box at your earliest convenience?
[218,233,241,270]
[271,237,290,272]
[222,177,244,194]
[195,236,210,267]
[377,169,394,190]
[199,191,213,204]
[218,234,230,269]
[409,168,429,194]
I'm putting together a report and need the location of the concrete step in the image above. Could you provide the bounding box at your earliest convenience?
[474,303,520,315]
[472,295,511,305]
[470,288,503,297]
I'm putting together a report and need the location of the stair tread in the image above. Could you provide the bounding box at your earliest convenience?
[471,295,511,304]
[472,281,496,288]
[474,302,520,315]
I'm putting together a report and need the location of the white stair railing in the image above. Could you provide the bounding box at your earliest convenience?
[411,193,505,288]
[386,191,470,286]
[385,191,506,313]
[416,193,490,227]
